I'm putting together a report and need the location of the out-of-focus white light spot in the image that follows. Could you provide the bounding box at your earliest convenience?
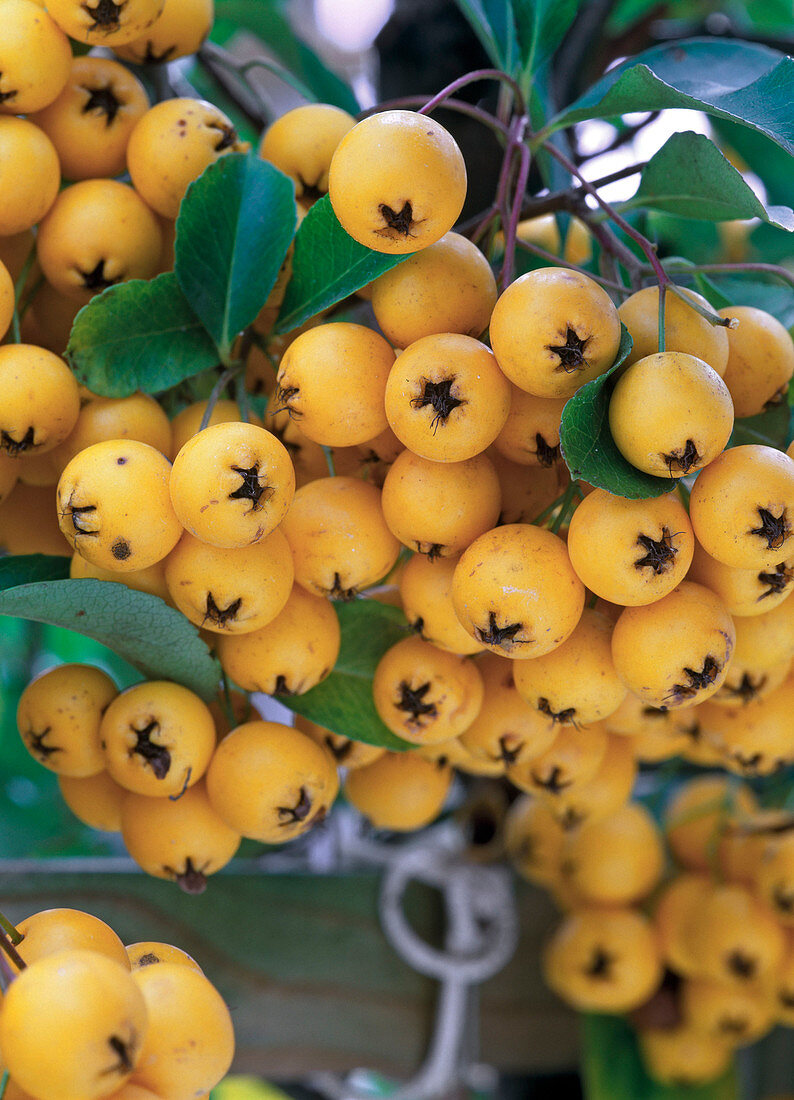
[624,111,652,126]
[314,0,395,52]
[741,170,767,205]
[576,109,715,203]
[632,109,712,159]
[576,119,615,156]
[6,777,39,807]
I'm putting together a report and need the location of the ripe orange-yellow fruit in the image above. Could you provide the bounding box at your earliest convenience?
[328,110,467,254]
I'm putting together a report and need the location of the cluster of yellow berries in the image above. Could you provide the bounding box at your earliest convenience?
[506,775,794,1086]
[3,82,794,848]
[0,905,233,1100]
[4,7,794,1091]
[15,663,343,889]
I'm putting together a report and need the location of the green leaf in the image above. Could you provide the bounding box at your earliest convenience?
[278,600,412,751]
[729,403,791,450]
[582,1014,738,1100]
[214,0,359,114]
[747,221,794,264]
[0,579,221,700]
[548,39,794,157]
[175,154,296,359]
[0,555,70,591]
[66,274,220,398]
[513,0,581,78]
[274,195,410,334]
[528,74,570,193]
[627,132,794,229]
[711,118,794,208]
[559,324,676,499]
[606,0,670,34]
[453,0,520,72]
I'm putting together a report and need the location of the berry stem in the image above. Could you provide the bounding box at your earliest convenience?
[0,909,22,946]
[0,1070,8,1099]
[17,273,44,323]
[657,281,666,353]
[235,372,251,425]
[514,240,632,295]
[417,68,526,120]
[531,488,573,527]
[200,365,241,431]
[218,669,237,731]
[9,243,37,344]
[322,446,336,477]
[143,61,177,104]
[0,927,26,971]
[667,284,736,329]
[549,481,579,535]
[197,41,304,125]
[662,260,794,289]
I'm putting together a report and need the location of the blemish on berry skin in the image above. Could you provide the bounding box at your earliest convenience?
[111,537,131,560]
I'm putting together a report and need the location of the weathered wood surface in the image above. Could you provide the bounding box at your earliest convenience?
[0,869,579,1077]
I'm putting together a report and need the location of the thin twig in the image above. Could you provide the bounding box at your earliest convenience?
[0,910,21,946]
[662,261,794,290]
[518,162,647,221]
[550,481,579,534]
[667,284,735,329]
[500,118,531,290]
[514,240,632,295]
[417,68,526,120]
[0,927,26,971]
[359,95,510,139]
[540,141,670,286]
[10,243,37,344]
[199,365,240,431]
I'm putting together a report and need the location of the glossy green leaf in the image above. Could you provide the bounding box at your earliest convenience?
[0,555,70,591]
[559,324,676,499]
[175,154,296,359]
[627,132,794,229]
[513,0,581,77]
[454,0,520,71]
[214,0,359,114]
[582,1014,738,1100]
[0,579,221,700]
[548,39,794,157]
[692,271,794,331]
[278,600,412,751]
[65,274,220,398]
[648,213,723,266]
[275,196,410,334]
